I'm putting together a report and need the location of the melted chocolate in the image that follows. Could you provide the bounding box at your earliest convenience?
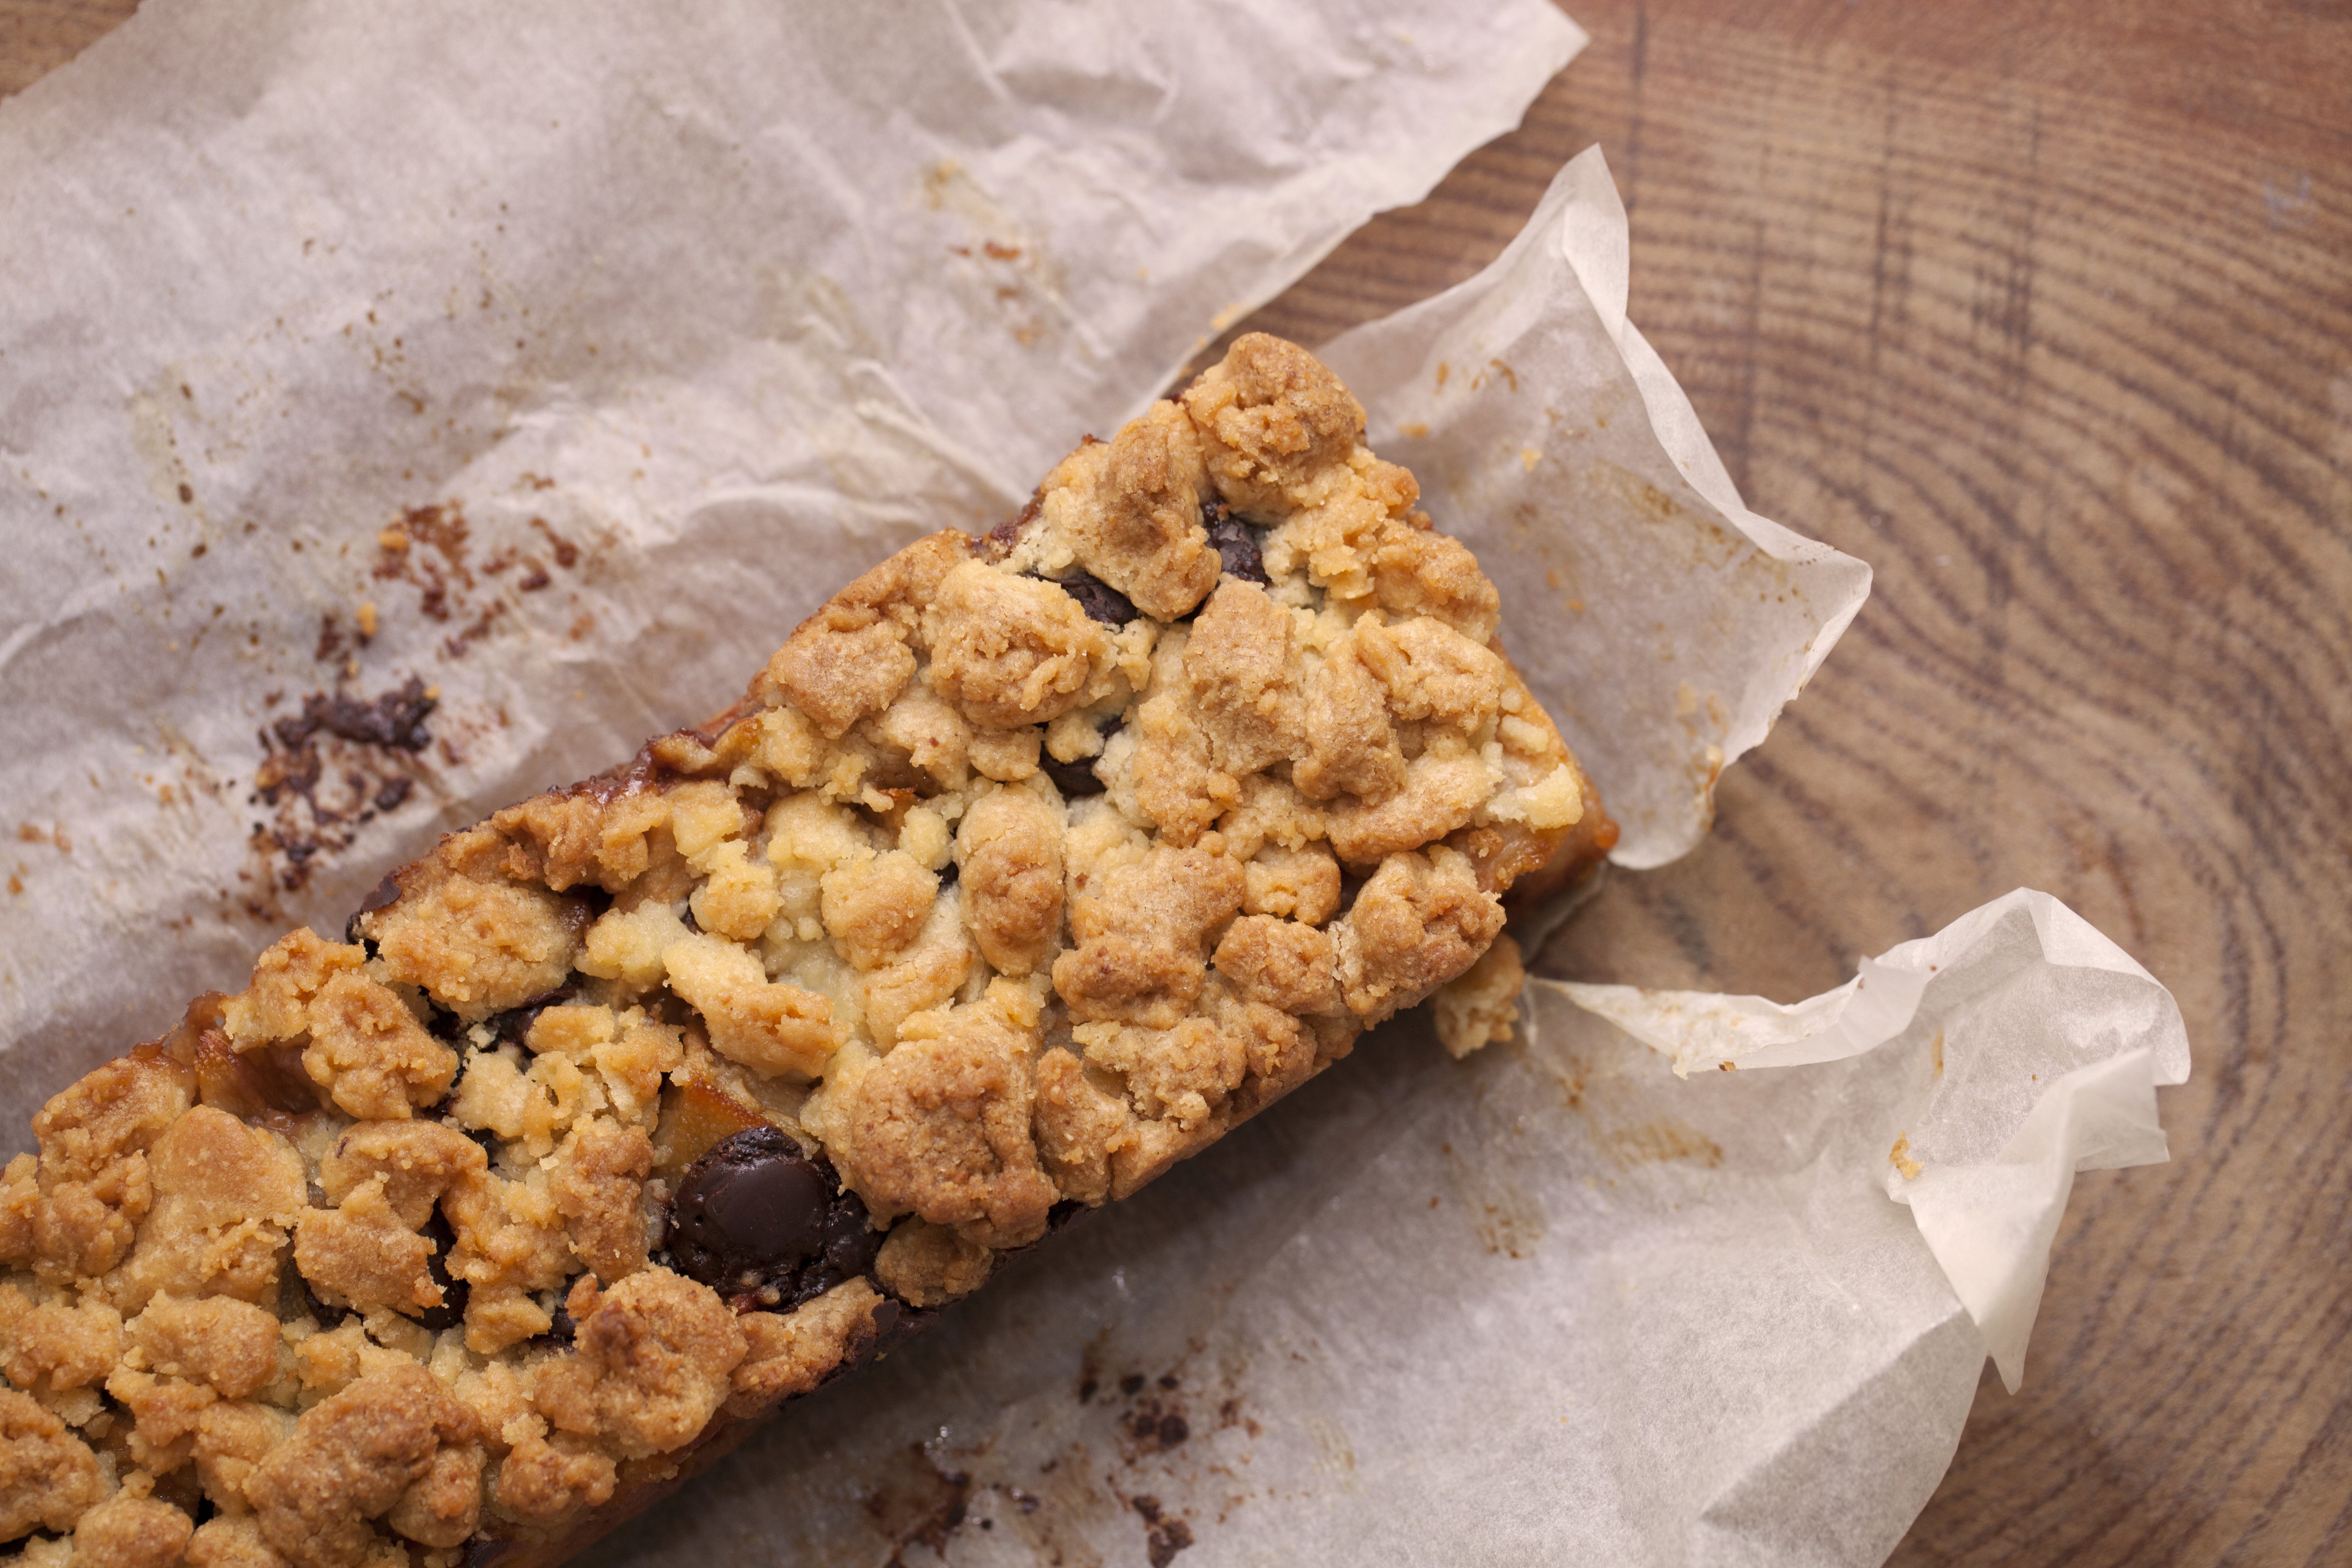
[1040,752,1106,797]
[663,1127,879,1310]
[1049,569,1139,627]
[1203,500,1267,584]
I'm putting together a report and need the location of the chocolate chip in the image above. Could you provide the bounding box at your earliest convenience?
[665,1127,835,1294]
[1048,569,1139,626]
[1040,752,1106,797]
[1203,500,1266,584]
[937,859,961,888]
[822,1197,882,1278]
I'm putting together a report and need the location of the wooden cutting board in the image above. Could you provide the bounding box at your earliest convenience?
[5,2,2347,1563]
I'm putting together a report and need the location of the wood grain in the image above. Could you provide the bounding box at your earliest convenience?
[0,0,122,97]
[5,1,2348,1564]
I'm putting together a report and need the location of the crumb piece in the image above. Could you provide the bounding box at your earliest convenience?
[300,973,458,1121]
[1037,401,1220,619]
[246,1362,482,1568]
[689,840,782,942]
[826,983,1056,1249]
[1212,917,1340,1016]
[1364,521,1501,642]
[1184,581,1305,776]
[575,1010,682,1128]
[1052,846,1244,1029]
[1029,1048,1132,1205]
[1242,844,1341,925]
[71,1491,193,1568]
[1325,749,1495,867]
[954,787,1064,976]
[1074,1012,1244,1130]
[1352,612,1504,730]
[923,562,1109,729]
[549,1117,655,1284]
[1180,333,1366,515]
[874,1220,994,1309]
[367,872,588,1022]
[115,1108,306,1313]
[578,900,691,990]
[220,929,363,1050]
[1292,639,1407,803]
[1433,934,1525,1058]
[186,1513,285,1568]
[126,1295,281,1400]
[531,1270,745,1461]
[493,1421,616,1531]
[819,851,938,970]
[295,1176,441,1318]
[967,725,1042,782]
[859,893,975,1050]
[443,1171,570,1356]
[1483,763,1584,831]
[446,1045,593,1161]
[661,932,840,1078]
[191,1401,293,1514]
[755,533,965,736]
[1331,846,1504,1024]
[873,686,973,789]
[0,1287,123,1393]
[103,1364,215,1473]
[490,785,670,893]
[725,1279,886,1418]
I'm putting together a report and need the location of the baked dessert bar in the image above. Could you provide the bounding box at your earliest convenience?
[0,335,1614,1568]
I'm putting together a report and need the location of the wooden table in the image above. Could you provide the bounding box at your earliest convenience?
[6,2,2347,1563]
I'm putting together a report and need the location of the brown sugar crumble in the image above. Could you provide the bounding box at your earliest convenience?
[0,335,1614,1568]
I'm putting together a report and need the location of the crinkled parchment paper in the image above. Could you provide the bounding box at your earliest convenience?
[0,5,2189,1565]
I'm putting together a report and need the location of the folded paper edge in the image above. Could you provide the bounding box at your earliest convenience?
[1323,145,1875,872]
[1545,888,2192,1390]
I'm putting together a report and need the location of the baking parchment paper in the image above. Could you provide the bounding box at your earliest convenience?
[0,5,2187,1565]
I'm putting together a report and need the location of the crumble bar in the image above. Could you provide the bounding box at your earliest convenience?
[0,335,1615,1568]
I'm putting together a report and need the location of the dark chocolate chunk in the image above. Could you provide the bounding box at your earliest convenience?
[413,1209,469,1332]
[1049,569,1139,627]
[822,1197,883,1278]
[667,1128,833,1292]
[1203,500,1267,584]
[480,982,578,1052]
[937,858,961,889]
[282,1259,351,1330]
[343,870,403,945]
[272,675,437,753]
[1040,752,1106,798]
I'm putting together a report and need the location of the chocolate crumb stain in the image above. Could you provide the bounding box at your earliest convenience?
[864,1445,972,1568]
[528,516,580,568]
[247,675,435,891]
[1130,1496,1195,1567]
